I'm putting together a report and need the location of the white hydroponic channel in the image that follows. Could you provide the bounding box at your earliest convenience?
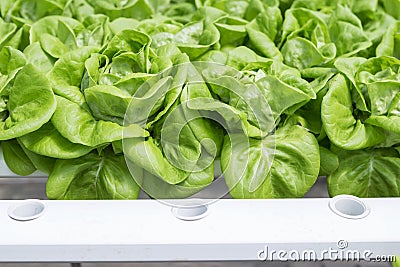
[0,148,399,262]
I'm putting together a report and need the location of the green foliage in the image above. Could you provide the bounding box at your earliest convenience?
[0,0,399,199]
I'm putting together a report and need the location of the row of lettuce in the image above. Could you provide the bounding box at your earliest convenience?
[0,0,399,199]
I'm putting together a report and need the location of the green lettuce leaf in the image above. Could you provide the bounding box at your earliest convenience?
[321,74,385,149]
[18,122,93,159]
[0,64,56,140]
[222,125,320,198]
[47,149,140,199]
[1,139,36,176]
[328,147,400,197]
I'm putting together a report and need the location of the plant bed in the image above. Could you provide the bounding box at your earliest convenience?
[0,0,399,263]
[0,197,399,262]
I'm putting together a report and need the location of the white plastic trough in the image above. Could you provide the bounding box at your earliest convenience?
[0,148,399,262]
[0,197,399,262]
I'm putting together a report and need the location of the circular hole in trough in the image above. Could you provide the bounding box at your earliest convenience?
[171,199,209,221]
[329,195,370,219]
[8,200,46,221]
